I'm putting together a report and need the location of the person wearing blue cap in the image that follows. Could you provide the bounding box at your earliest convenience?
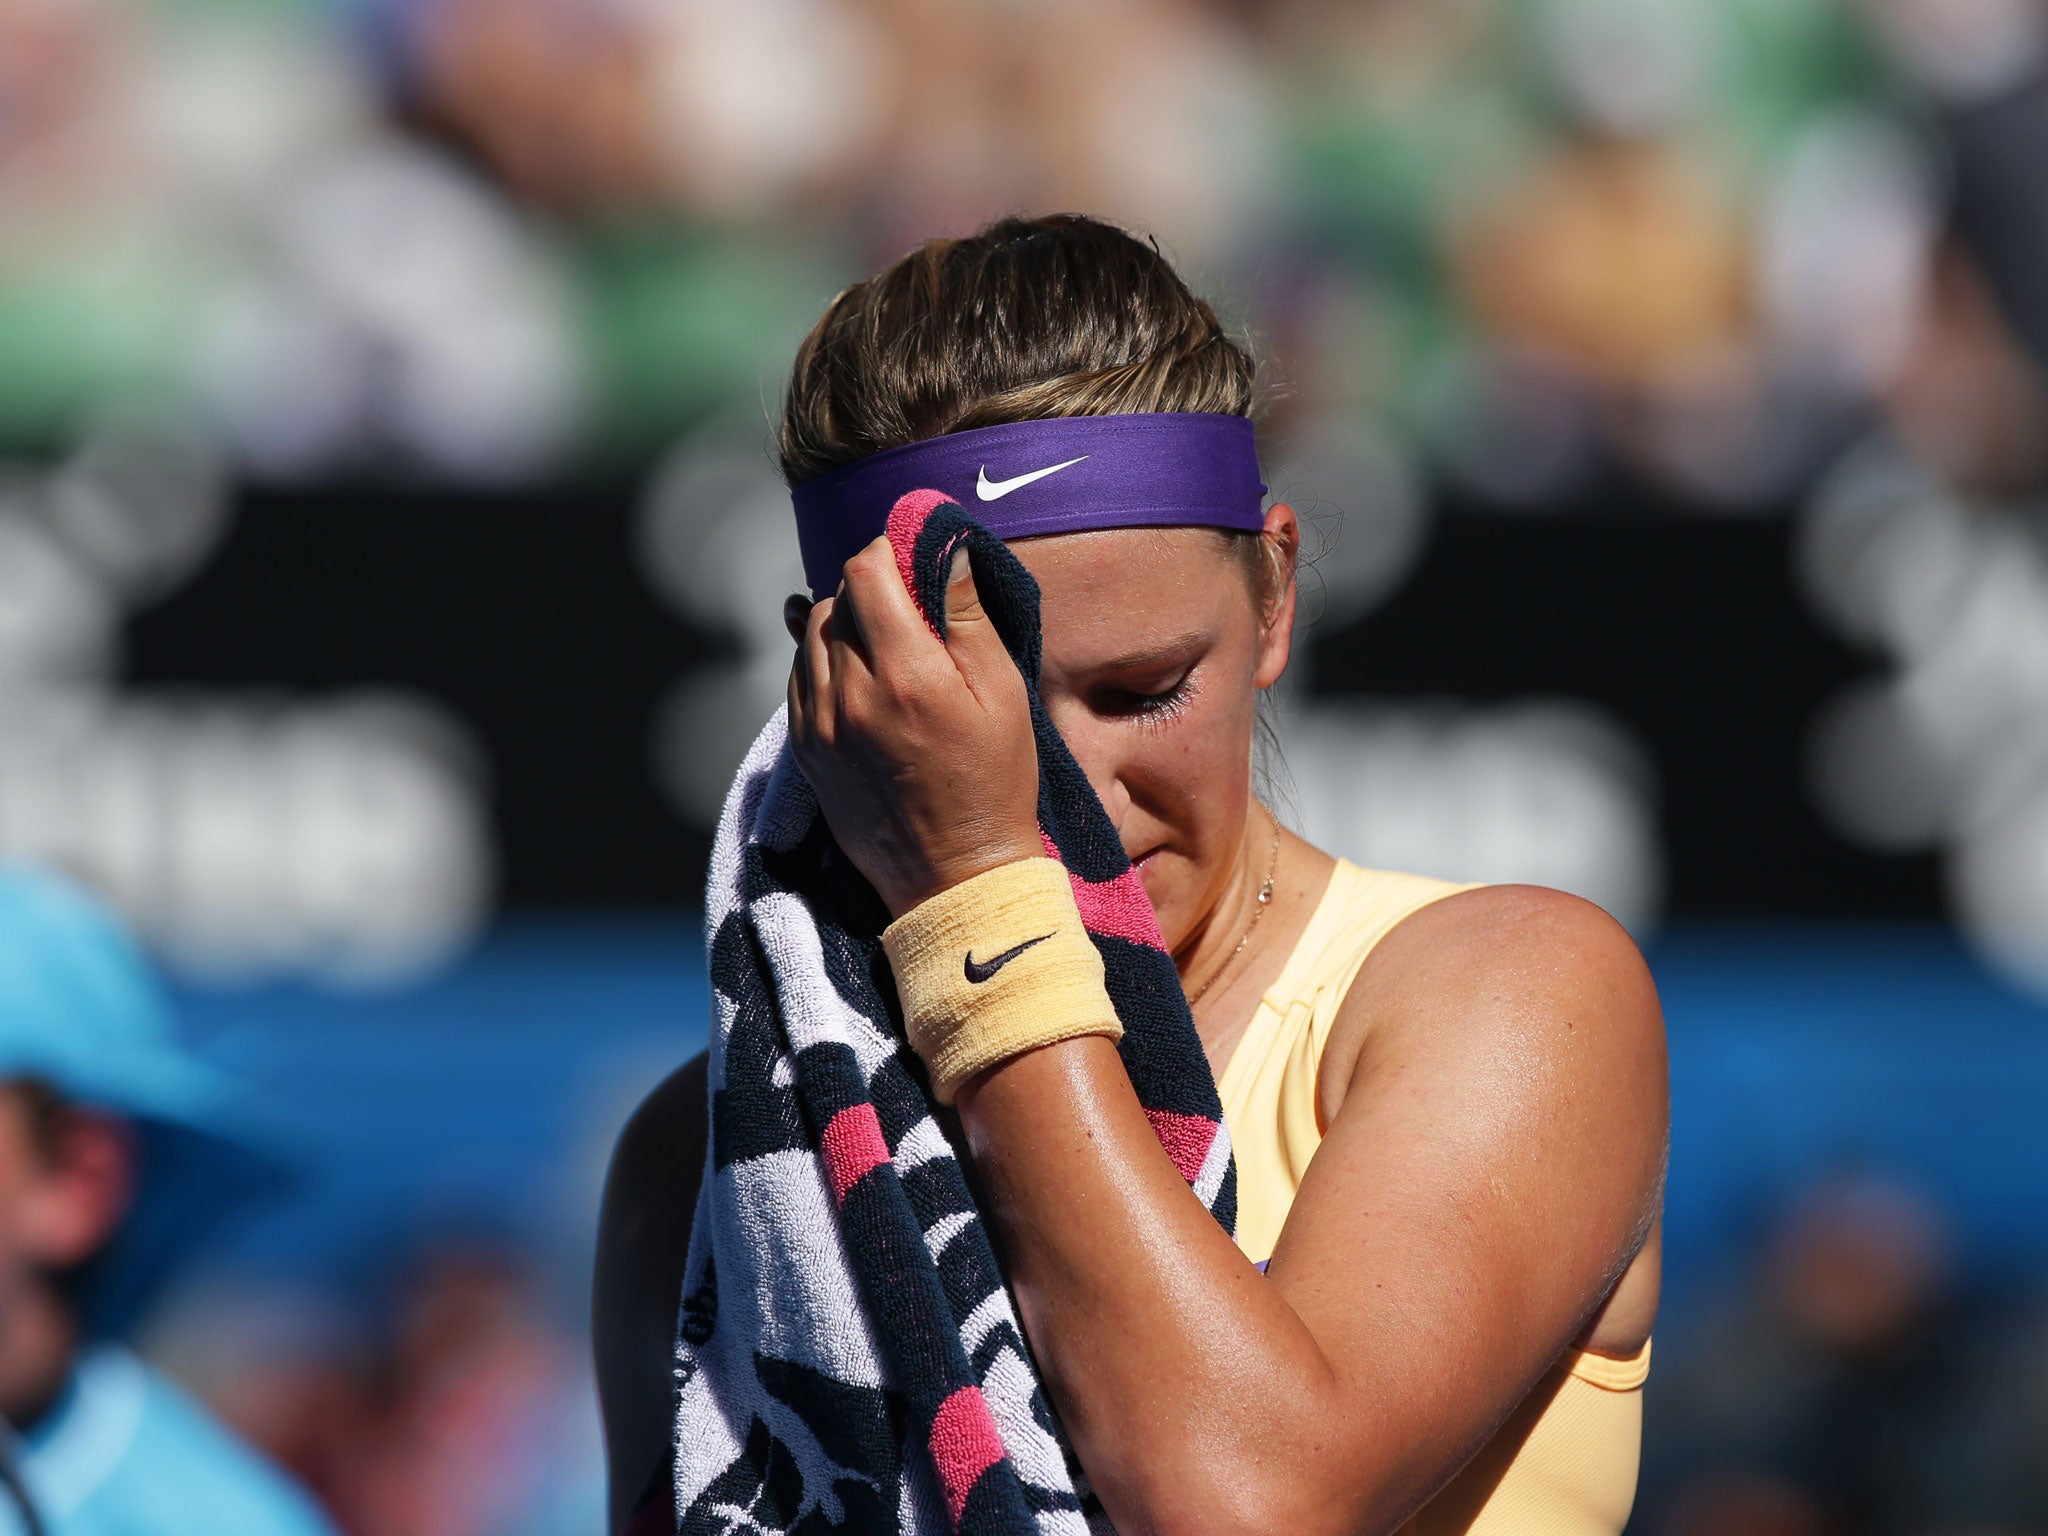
[0,864,336,1536]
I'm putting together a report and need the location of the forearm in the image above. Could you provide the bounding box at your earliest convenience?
[953,1038,1383,1536]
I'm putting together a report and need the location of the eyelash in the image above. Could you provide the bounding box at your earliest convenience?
[1126,672,1198,726]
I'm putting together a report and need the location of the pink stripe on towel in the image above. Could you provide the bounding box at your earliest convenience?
[820,1102,890,1205]
[885,489,962,635]
[1144,1107,1221,1185]
[929,1384,1007,1528]
[1039,829,1168,950]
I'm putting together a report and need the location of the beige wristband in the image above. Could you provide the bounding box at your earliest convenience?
[881,857,1123,1103]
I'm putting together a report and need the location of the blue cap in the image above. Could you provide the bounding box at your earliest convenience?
[0,864,287,1333]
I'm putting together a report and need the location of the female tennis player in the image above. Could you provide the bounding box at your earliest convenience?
[596,214,1667,1536]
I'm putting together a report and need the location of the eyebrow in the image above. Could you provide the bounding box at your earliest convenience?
[1086,631,1210,672]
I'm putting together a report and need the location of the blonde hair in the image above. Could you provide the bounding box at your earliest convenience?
[778,214,1282,603]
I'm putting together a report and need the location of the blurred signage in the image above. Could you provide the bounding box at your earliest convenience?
[0,422,491,986]
[100,460,1911,952]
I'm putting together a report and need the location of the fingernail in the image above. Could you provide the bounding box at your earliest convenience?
[948,547,972,586]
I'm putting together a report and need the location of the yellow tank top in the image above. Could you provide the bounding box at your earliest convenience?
[1216,859,1651,1536]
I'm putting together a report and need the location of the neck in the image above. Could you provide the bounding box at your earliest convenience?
[0,1277,80,1433]
[1179,803,1277,1017]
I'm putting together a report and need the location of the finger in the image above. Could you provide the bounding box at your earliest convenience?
[803,594,838,739]
[821,577,891,720]
[787,601,816,741]
[945,545,980,623]
[825,575,870,662]
[840,536,945,659]
[783,593,814,645]
[940,544,1020,697]
[786,653,807,743]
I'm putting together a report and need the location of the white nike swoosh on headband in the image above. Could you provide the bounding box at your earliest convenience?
[975,456,1090,501]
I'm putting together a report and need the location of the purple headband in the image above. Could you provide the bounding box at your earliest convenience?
[791,412,1267,598]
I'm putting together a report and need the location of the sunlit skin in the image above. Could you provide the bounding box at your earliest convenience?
[777,504,1668,1536]
[1017,523,1281,1023]
[784,519,1292,1019]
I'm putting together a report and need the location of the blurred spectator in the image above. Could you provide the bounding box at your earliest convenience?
[1646,1169,2048,1534]
[324,1249,594,1536]
[0,863,333,1535]
[155,1245,601,1536]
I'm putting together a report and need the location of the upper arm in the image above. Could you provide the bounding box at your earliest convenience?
[593,1052,708,1535]
[1270,885,1668,1514]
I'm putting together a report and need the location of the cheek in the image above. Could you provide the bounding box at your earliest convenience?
[1127,692,1258,935]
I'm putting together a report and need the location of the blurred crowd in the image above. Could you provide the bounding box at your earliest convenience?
[9,0,2048,968]
[13,0,2048,975]
[0,0,2043,506]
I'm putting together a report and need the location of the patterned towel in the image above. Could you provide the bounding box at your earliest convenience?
[662,490,1237,1535]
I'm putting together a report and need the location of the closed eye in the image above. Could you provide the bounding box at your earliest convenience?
[1102,671,1198,725]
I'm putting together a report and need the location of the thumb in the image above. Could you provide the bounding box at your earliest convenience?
[943,544,1013,680]
[945,545,985,623]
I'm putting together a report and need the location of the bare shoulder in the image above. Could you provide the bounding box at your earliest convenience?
[1310,883,1668,1343]
[1323,883,1667,1130]
[594,1052,708,1533]
[1259,881,1667,1448]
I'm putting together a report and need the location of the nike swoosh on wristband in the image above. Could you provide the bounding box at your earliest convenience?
[963,932,1055,983]
[975,456,1090,501]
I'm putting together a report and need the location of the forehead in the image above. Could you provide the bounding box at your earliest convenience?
[1007,526,1246,664]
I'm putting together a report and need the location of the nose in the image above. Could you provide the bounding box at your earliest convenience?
[1098,772,1134,833]
[1045,700,1134,837]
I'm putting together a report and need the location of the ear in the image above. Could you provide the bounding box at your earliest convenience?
[1251,501,1300,691]
[20,1109,137,1271]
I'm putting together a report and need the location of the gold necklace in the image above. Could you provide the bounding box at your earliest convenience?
[1186,809,1282,1007]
